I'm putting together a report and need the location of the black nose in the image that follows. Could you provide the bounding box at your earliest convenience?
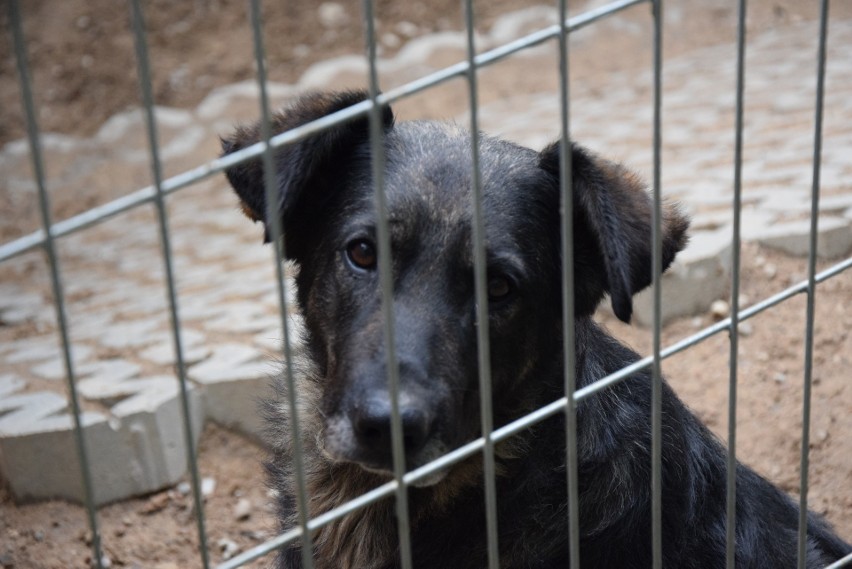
[352,395,433,456]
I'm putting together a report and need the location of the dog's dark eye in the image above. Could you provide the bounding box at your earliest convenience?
[346,239,377,271]
[487,276,513,302]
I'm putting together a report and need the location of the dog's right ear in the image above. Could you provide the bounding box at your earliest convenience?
[539,142,689,323]
[220,90,395,258]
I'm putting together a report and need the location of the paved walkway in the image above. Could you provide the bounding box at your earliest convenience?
[1,9,851,504]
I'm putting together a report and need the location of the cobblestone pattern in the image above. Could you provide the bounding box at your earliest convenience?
[1,10,850,504]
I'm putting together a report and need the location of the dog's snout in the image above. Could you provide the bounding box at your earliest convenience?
[352,395,433,456]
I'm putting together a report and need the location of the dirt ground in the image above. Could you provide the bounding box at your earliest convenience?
[1,0,851,568]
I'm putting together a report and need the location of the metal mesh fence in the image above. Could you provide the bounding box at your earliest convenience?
[3,0,851,568]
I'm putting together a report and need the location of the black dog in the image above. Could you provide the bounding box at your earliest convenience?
[222,91,850,568]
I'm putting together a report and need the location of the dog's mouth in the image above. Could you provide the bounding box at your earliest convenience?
[321,417,452,487]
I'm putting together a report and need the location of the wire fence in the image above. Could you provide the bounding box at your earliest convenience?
[3,0,851,568]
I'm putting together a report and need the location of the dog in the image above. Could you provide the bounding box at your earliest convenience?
[221,90,851,568]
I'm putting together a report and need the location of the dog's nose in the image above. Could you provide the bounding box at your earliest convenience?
[352,395,433,456]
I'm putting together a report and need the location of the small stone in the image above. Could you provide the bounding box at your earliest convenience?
[710,300,730,320]
[176,481,191,496]
[33,530,44,542]
[293,44,311,59]
[737,322,753,336]
[774,372,787,384]
[140,493,170,515]
[233,498,253,521]
[218,538,240,560]
[318,3,348,28]
[763,263,777,279]
[817,429,829,442]
[381,33,401,49]
[76,15,91,29]
[691,316,704,329]
[201,477,216,497]
[396,21,419,37]
[0,552,13,567]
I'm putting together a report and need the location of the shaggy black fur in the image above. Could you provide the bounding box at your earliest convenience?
[222,90,850,569]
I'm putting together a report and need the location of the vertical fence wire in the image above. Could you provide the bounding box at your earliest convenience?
[650,0,664,568]
[126,1,211,566]
[797,0,830,566]
[462,1,501,567]
[556,0,581,566]
[362,3,415,568]
[247,1,317,566]
[726,0,748,566]
[7,3,105,568]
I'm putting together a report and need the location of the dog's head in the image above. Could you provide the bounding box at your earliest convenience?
[222,90,688,485]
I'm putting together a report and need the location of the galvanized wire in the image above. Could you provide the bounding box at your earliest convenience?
[7,2,104,568]
[798,0,830,566]
[825,553,852,569]
[127,1,210,566]
[462,1,501,567]
[727,0,748,566]
[247,0,316,566]
[650,0,664,567]
[362,2,415,568]
[556,0,581,566]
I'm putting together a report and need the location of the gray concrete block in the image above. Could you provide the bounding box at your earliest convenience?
[0,390,106,504]
[0,370,203,505]
[78,375,204,504]
[189,344,276,439]
[631,228,732,327]
[755,217,852,259]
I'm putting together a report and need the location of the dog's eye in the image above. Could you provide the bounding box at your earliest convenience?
[345,239,377,271]
[487,276,513,302]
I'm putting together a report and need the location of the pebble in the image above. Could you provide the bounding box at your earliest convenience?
[710,299,730,320]
[737,322,754,336]
[318,3,348,28]
[774,372,788,384]
[233,498,253,521]
[382,33,402,49]
[396,21,419,38]
[763,263,777,279]
[218,538,240,560]
[202,477,216,497]
[0,552,12,568]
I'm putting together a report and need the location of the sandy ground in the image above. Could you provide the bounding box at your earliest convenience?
[1,0,851,568]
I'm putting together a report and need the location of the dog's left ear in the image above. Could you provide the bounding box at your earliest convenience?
[539,141,689,323]
[220,90,394,257]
